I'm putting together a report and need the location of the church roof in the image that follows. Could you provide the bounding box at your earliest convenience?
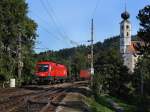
[127,41,145,54]
[127,42,137,54]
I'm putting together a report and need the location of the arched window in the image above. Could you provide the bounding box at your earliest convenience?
[127,32,129,36]
[126,25,129,29]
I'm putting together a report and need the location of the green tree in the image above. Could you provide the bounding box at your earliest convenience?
[137,5,150,54]
[132,5,150,111]
[0,0,37,84]
[134,5,150,96]
[71,50,88,76]
[94,49,131,97]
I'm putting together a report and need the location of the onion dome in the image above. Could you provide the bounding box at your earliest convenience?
[121,11,130,20]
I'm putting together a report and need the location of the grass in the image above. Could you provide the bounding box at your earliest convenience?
[106,95,137,112]
[86,95,115,112]
[86,94,138,112]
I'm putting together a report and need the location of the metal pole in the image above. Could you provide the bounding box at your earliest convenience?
[90,19,94,86]
[91,19,94,74]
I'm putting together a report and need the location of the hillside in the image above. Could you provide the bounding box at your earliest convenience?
[35,35,120,74]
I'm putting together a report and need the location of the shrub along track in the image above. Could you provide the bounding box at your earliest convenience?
[0,81,87,112]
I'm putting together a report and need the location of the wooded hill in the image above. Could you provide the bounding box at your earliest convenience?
[35,35,123,75]
[35,35,137,75]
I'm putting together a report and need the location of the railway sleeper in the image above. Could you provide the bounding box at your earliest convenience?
[25,99,49,112]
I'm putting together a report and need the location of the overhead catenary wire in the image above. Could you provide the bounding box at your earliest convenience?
[88,0,101,46]
[30,11,71,50]
[30,11,72,51]
[30,11,62,41]
[91,0,101,19]
[39,0,79,46]
[39,0,71,46]
[34,47,49,50]
[46,0,79,46]
[45,0,79,46]
[34,41,49,51]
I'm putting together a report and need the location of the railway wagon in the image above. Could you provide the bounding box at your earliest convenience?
[79,70,91,80]
[35,61,68,83]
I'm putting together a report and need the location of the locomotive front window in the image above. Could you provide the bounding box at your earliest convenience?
[37,64,49,72]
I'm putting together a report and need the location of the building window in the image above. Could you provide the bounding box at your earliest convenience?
[126,25,129,29]
[127,32,129,37]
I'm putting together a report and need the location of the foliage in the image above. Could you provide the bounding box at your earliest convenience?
[0,0,37,84]
[133,56,150,96]
[86,95,115,112]
[130,5,150,111]
[36,35,132,98]
[137,5,150,54]
[93,48,131,97]
[135,5,150,97]
[35,45,90,76]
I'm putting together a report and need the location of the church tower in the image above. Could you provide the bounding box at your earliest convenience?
[120,10,131,54]
[120,9,135,72]
[120,5,140,72]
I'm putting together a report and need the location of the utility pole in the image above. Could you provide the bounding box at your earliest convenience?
[90,18,94,86]
[91,19,94,75]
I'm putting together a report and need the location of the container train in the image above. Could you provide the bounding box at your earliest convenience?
[34,61,91,84]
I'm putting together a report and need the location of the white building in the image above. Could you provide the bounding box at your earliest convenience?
[120,10,139,72]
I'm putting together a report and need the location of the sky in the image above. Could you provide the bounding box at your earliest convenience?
[26,0,149,53]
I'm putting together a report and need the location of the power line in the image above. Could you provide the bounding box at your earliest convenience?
[40,0,79,46]
[31,11,73,50]
[33,14,72,47]
[45,0,75,45]
[34,40,49,50]
[34,47,49,50]
[39,0,68,41]
[39,23,62,41]
[91,0,101,19]
[46,0,78,46]
[31,11,54,30]
[31,11,62,41]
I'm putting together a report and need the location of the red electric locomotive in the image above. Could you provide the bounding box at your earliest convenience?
[35,61,68,83]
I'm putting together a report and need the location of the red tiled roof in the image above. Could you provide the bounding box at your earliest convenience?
[127,41,145,54]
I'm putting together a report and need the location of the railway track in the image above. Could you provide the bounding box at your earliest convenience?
[0,81,87,112]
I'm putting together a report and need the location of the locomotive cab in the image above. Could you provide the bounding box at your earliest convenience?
[36,64,49,76]
[34,61,68,84]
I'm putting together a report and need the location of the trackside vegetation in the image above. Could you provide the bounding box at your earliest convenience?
[0,0,37,86]
[0,1,149,112]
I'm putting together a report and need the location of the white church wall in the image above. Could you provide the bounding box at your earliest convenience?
[123,54,135,72]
